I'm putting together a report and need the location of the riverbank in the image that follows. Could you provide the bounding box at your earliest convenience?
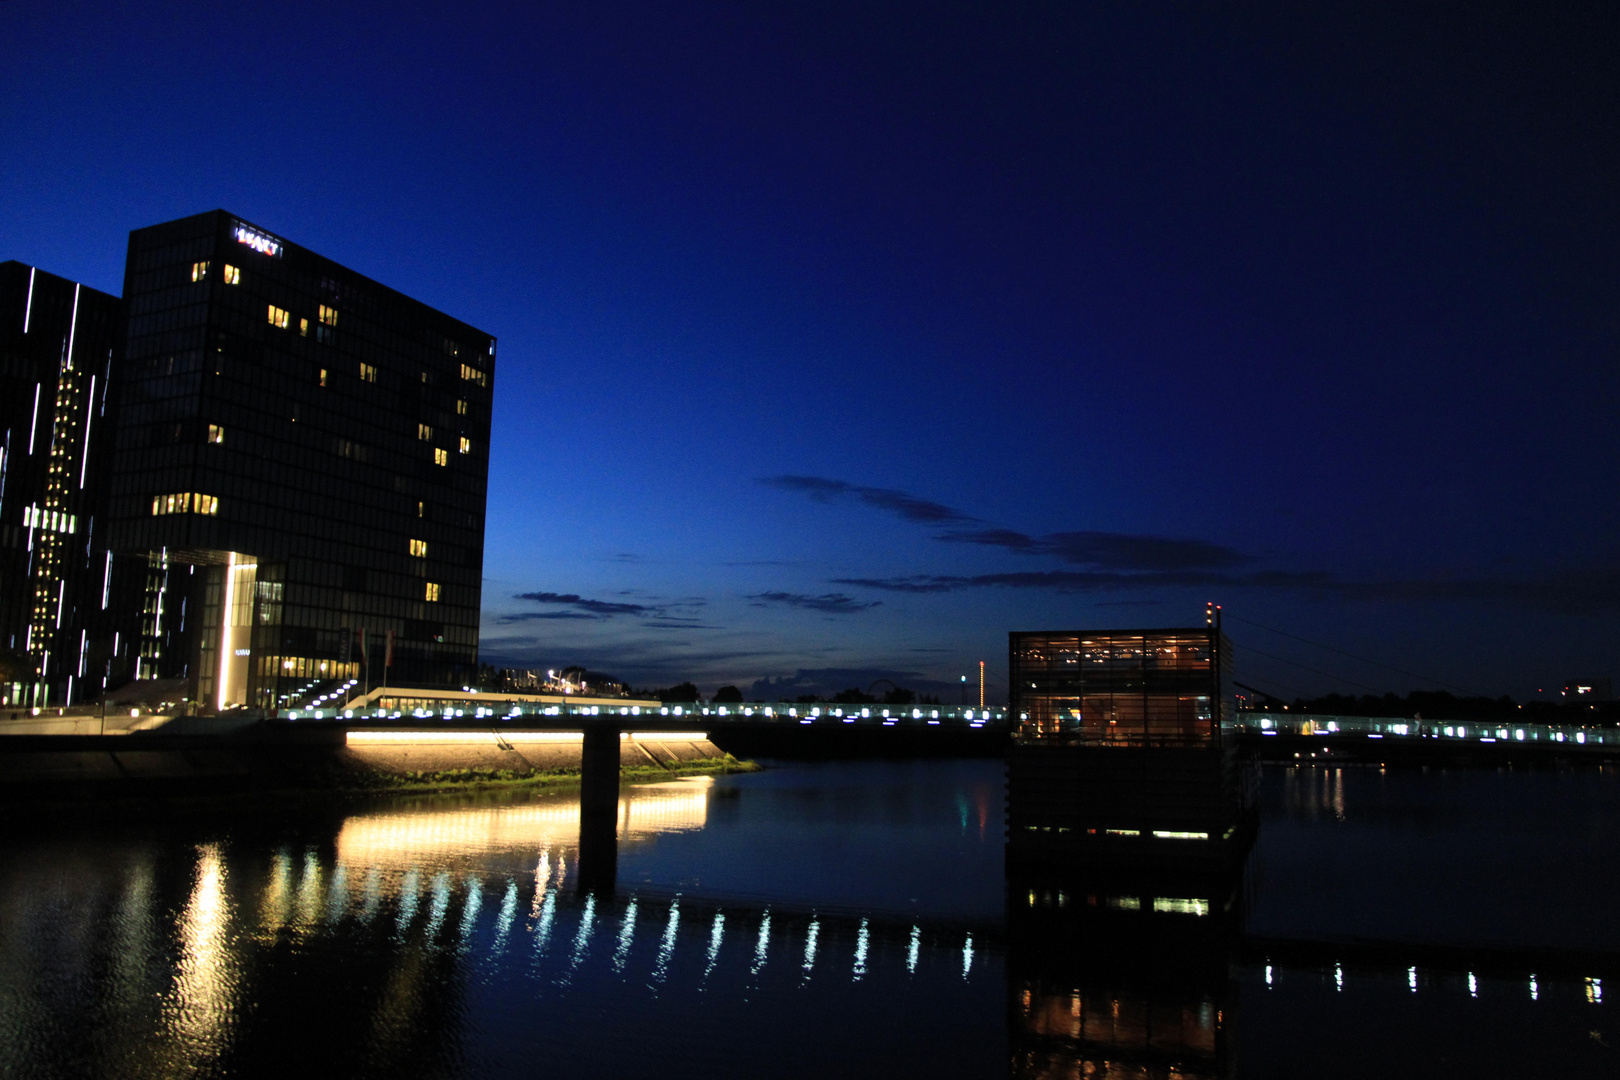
[0,726,757,807]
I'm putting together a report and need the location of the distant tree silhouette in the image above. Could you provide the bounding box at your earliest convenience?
[713,685,744,703]
[881,686,916,705]
[658,682,702,703]
[832,687,876,704]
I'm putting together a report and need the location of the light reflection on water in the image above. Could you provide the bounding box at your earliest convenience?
[0,761,1616,1078]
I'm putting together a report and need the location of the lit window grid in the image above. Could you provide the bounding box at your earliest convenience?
[425,582,441,602]
[151,492,220,516]
[267,304,290,329]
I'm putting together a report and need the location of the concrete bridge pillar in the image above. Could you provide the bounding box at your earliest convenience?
[577,724,620,894]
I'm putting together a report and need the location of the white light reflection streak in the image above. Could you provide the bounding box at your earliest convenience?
[852,918,869,981]
[293,849,322,926]
[907,925,920,974]
[166,844,237,1060]
[458,876,483,944]
[751,912,771,977]
[652,899,681,984]
[396,869,420,936]
[530,851,551,920]
[1529,974,1539,1001]
[260,850,292,931]
[492,880,517,952]
[1468,972,1478,998]
[533,881,557,958]
[962,933,974,979]
[1408,966,1418,992]
[323,863,348,925]
[567,894,597,971]
[426,871,451,941]
[1334,963,1343,991]
[1264,964,1273,987]
[1588,977,1603,1004]
[360,868,382,924]
[704,912,725,982]
[802,918,820,981]
[613,899,639,971]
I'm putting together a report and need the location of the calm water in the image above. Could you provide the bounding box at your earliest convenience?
[1,760,1616,1078]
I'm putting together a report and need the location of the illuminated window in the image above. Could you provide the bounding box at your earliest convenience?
[425,582,441,602]
[459,362,488,387]
[360,363,377,383]
[319,304,338,327]
[268,305,290,329]
[409,539,427,557]
[459,436,471,454]
[417,423,432,441]
[299,318,309,337]
[456,399,468,416]
[207,424,224,444]
[318,368,327,387]
[223,265,240,285]
[417,501,425,518]
[433,447,448,466]
[192,261,210,282]
[151,493,219,516]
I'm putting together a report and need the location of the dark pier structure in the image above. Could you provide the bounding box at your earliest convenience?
[1006,614,1256,874]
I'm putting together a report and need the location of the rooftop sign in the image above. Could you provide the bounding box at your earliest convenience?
[233,221,284,258]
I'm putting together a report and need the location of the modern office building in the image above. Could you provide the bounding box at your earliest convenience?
[1006,616,1254,869]
[0,263,123,708]
[101,211,495,712]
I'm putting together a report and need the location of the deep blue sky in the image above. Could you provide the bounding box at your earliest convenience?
[5,1,1617,701]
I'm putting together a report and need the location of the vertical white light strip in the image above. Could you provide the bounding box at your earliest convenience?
[65,284,80,371]
[218,553,237,711]
[23,267,35,333]
[56,580,66,628]
[102,551,113,609]
[79,374,96,487]
[28,384,41,454]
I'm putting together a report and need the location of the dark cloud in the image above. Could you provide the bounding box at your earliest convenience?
[758,475,977,524]
[514,591,652,616]
[832,566,1620,616]
[760,475,1253,573]
[747,667,959,701]
[496,610,602,622]
[940,529,1251,571]
[748,591,883,614]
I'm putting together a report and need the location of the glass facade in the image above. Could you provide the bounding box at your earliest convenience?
[104,212,494,711]
[0,262,122,709]
[1010,628,1232,748]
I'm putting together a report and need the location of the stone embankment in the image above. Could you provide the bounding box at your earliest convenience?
[0,726,745,803]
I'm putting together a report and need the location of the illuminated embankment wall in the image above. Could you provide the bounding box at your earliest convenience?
[341,730,724,776]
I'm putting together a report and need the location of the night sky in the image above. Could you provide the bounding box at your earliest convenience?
[6,2,1617,702]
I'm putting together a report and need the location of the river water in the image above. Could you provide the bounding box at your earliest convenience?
[1,760,1616,1078]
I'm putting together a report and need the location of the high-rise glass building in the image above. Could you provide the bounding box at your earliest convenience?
[0,263,122,708]
[103,211,495,711]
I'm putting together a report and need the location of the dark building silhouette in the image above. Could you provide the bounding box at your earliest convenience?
[0,263,123,708]
[1006,623,1254,871]
[95,211,494,710]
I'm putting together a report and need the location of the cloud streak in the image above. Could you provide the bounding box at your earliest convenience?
[748,591,883,614]
[759,474,1253,573]
[938,528,1251,571]
[514,591,654,616]
[832,567,1620,615]
[758,475,978,524]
